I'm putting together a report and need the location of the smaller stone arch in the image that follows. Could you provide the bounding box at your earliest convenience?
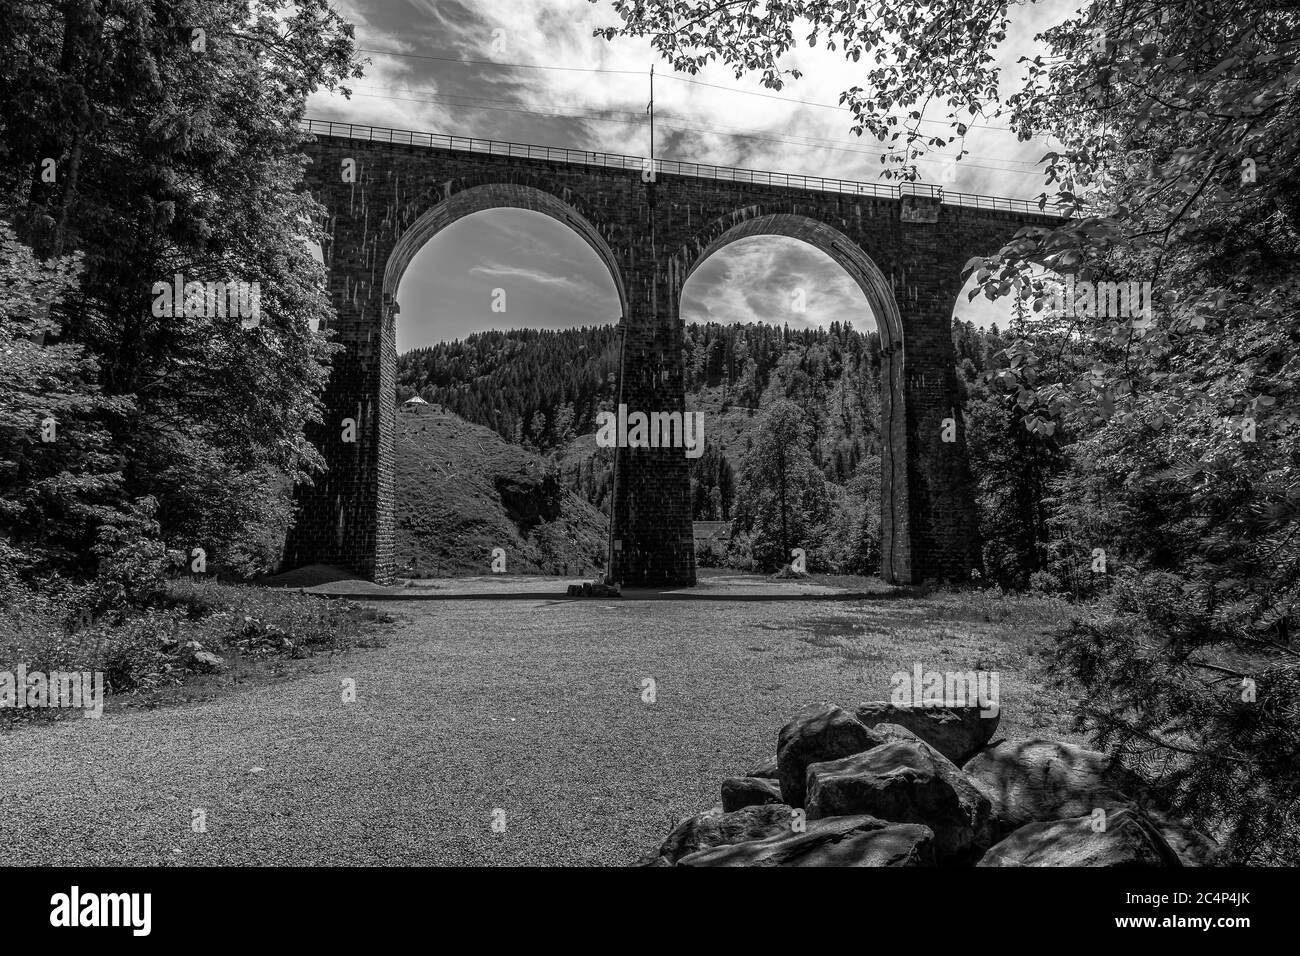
[676,211,903,353]
[673,210,913,583]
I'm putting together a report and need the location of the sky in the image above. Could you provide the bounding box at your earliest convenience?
[303,0,1077,352]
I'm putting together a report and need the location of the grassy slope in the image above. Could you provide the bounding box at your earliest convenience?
[0,579,394,725]
[396,404,607,577]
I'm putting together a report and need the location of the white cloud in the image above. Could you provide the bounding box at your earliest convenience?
[309,0,1078,198]
[684,236,874,331]
[467,261,604,300]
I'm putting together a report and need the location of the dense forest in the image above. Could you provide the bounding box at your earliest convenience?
[397,320,884,450]
[397,326,622,447]
[397,318,1034,581]
[397,321,883,512]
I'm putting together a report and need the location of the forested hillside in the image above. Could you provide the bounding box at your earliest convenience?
[397,319,1025,578]
[398,321,883,450]
[397,321,885,516]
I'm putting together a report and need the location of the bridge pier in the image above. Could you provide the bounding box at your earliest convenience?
[282,271,397,583]
[607,310,698,588]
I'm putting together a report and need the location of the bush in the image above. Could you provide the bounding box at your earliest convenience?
[96,609,187,693]
[1029,570,1062,594]
[1052,569,1300,864]
[0,578,392,723]
[87,498,170,613]
[695,537,727,568]
[725,531,755,570]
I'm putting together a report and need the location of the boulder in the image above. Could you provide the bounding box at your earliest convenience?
[873,723,924,745]
[776,703,884,808]
[961,738,1141,833]
[721,776,784,812]
[977,807,1181,867]
[805,739,995,862]
[678,815,935,867]
[855,701,999,765]
[744,754,779,780]
[192,650,225,671]
[646,803,797,865]
[567,582,621,598]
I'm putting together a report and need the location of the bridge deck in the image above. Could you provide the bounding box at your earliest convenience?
[300,118,1054,217]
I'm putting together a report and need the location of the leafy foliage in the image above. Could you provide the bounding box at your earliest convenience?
[0,223,129,577]
[999,1,1300,861]
[733,399,833,570]
[593,0,1013,181]
[0,0,361,580]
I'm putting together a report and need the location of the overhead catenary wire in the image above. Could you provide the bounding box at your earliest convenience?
[660,72,1011,133]
[656,115,1039,173]
[348,86,646,126]
[357,46,1015,133]
[357,46,645,75]
[343,83,1043,177]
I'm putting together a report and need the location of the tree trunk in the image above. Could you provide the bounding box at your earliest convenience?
[777,443,789,564]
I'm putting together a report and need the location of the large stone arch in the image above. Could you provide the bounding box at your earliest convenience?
[669,210,914,583]
[285,164,630,584]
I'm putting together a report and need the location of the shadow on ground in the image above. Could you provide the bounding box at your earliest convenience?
[261,565,912,602]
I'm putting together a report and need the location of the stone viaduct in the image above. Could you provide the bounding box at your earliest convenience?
[282,118,1059,587]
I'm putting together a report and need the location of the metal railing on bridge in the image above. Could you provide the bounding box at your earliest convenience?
[300,118,1055,216]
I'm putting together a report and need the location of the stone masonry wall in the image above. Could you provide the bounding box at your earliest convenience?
[285,133,1057,585]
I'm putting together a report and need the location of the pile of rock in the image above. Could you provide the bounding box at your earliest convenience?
[566,581,621,597]
[641,701,1223,867]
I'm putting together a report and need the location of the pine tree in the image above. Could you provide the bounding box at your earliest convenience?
[734,400,832,571]
[529,409,548,448]
[553,402,576,444]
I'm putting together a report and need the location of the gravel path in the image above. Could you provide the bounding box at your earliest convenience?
[0,593,1062,866]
